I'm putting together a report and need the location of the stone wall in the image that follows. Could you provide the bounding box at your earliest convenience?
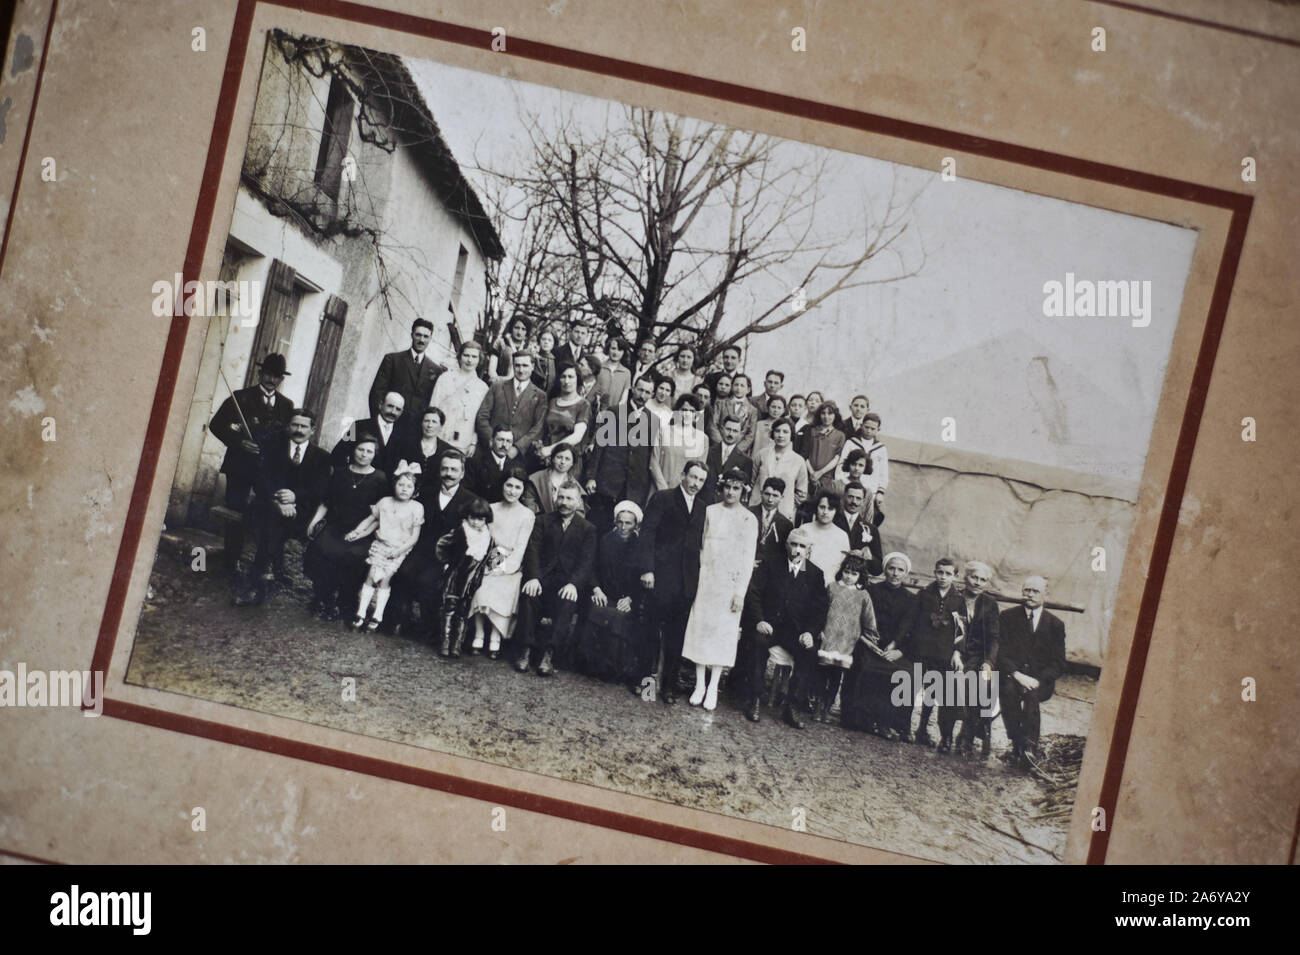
[875,436,1139,668]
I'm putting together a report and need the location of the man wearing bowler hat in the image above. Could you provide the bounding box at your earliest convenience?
[209,352,295,574]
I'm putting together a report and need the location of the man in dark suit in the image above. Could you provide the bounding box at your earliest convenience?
[750,477,794,567]
[629,338,660,392]
[474,350,548,461]
[997,575,1067,767]
[585,376,659,533]
[552,323,590,367]
[209,352,296,573]
[950,560,1002,756]
[235,409,331,605]
[754,369,785,418]
[466,426,514,503]
[702,415,753,503]
[331,391,404,475]
[389,451,482,637]
[834,481,883,575]
[635,461,709,704]
[368,318,444,428]
[740,525,830,728]
[701,344,742,396]
[492,316,531,380]
[515,480,597,676]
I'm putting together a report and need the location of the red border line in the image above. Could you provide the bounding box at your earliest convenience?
[85,0,1255,865]
[272,0,1247,210]
[102,698,838,865]
[1081,0,1300,50]
[88,0,258,679]
[0,0,59,278]
[0,847,62,865]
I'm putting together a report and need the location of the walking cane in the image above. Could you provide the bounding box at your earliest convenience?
[217,363,265,460]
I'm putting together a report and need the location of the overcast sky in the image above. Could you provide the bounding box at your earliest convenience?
[408,56,1199,485]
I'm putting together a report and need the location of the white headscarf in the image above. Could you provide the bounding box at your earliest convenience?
[613,500,644,525]
[882,551,912,575]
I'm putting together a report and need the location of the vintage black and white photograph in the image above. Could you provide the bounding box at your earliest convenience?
[124,28,1199,864]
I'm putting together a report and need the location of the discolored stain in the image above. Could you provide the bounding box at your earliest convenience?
[10,33,34,75]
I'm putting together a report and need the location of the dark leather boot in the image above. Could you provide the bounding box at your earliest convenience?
[781,704,807,730]
[537,650,555,676]
[449,617,467,657]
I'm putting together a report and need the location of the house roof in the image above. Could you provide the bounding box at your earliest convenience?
[339,42,505,261]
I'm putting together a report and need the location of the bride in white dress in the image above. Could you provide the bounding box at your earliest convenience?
[468,467,535,658]
[680,467,758,710]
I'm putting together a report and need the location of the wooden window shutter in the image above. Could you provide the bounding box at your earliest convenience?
[244,259,301,387]
[314,78,355,202]
[303,294,349,432]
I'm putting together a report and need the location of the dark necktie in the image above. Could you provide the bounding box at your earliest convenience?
[292,443,302,464]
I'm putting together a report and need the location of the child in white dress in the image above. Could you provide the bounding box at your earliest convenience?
[345,464,424,630]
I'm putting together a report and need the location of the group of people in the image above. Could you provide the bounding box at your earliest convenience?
[208,315,1068,767]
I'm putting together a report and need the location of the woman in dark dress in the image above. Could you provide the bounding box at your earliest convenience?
[531,328,558,396]
[534,363,592,477]
[304,435,389,619]
[390,407,453,496]
[842,551,918,739]
[574,500,645,684]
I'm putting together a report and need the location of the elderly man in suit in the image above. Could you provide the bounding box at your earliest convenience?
[635,460,709,704]
[998,575,1067,768]
[209,352,296,573]
[950,560,1002,756]
[331,391,404,475]
[368,318,445,429]
[235,408,331,605]
[475,350,547,461]
[389,451,482,638]
[702,415,753,503]
[740,524,830,728]
[585,375,659,533]
[515,480,597,676]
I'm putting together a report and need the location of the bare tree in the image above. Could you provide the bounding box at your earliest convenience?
[479,104,926,363]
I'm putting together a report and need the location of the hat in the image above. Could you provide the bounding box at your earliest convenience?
[788,524,814,545]
[258,353,290,377]
[613,500,643,524]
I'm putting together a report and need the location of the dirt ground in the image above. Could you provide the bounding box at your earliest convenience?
[124,529,1098,864]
